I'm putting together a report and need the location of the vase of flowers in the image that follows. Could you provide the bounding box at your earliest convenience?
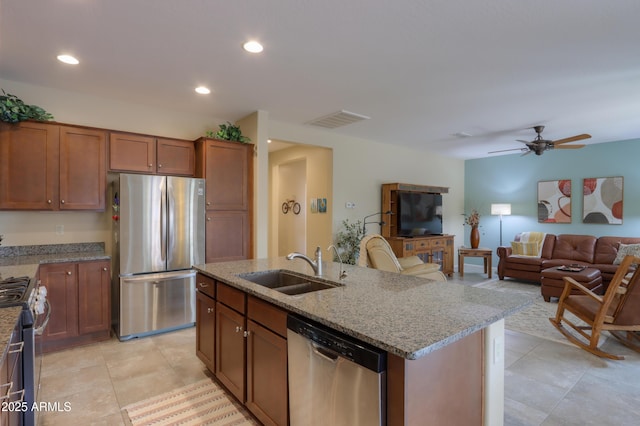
[465,209,481,248]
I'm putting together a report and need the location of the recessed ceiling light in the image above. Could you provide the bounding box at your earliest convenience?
[195,86,210,95]
[57,54,79,65]
[243,40,263,53]
[267,139,272,143]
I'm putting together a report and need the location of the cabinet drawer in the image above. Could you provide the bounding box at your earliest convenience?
[247,296,287,338]
[217,282,246,314]
[430,238,445,248]
[196,274,216,299]
[414,240,430,251]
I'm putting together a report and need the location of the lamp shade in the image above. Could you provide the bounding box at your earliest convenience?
[491,203,511,216]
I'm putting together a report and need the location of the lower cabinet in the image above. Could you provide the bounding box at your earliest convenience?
[195,291,215,372]
[39,260,111,352]
[196,275,288,425]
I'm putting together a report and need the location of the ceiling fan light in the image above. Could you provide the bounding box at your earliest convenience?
[195,86,210,95]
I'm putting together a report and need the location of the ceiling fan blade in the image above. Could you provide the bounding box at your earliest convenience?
[488,147,529,154]
[516,139,530,144]
[520,150,533,156]
[553,144,585,149]
[553,134,591,145]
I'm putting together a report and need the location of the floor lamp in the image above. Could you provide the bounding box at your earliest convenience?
[491,203,511,246]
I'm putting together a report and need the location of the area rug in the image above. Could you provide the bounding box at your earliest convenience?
[123,379,259,426]
[473,279,601,346]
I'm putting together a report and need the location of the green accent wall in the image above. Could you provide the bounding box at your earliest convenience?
[464,138,640,265]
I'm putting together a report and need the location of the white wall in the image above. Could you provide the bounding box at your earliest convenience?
[0,79,466,260]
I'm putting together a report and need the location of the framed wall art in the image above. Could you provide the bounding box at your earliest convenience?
[537,179,572,223]
[583,176,623,224]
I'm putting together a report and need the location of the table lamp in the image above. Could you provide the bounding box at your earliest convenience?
[491,203,512,246]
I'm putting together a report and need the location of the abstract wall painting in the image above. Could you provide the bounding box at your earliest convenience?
[538,179,572,223]
[583,177,623,224]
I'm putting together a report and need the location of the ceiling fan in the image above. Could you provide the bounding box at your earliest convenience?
[489,125,591,156]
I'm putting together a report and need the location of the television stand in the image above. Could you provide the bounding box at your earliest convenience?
[388,235,454,276]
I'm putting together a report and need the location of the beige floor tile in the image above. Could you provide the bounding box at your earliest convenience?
[111,367,186,407]
[106,349,173,381]
[39,383,121,426]
[40,363,113,401]
[504,396,548,426]
[41,344,106,377]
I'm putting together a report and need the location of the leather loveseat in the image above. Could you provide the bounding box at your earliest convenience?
[497,233,640,290]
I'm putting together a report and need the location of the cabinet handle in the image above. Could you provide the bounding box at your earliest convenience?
[158,164,162,168]
[61,200,65,204]
[243,330,250,338]
[198,282,209,287]
[103,267,108,271]
[206,202,211,206]
[207,307,214,314]
[235,326,243,333]
[47,200,52,204]
[67,271,72,275]
[148,163,153,167]
[207,217,211,222]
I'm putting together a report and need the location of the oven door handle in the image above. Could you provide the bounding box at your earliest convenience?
[34,300,51,336]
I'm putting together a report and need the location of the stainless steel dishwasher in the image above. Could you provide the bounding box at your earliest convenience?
[287,314,387,426]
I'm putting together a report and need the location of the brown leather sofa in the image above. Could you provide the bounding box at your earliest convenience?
[497,233,640,289]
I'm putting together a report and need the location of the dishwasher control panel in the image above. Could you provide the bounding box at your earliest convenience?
[287,314,386,373]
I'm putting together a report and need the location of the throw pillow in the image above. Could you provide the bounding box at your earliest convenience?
[511,241,539,256]
[613,243,640,264]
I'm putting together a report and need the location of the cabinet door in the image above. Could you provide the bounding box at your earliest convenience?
[206,211,249,263]
[203,140,251,210]
[40,263,79,341]
[157,138,195,176]
[0,121,59,210]
[77,260,111,336]
[246,319,288,426]
[109,132,156,173]
[215,302,246,402]
[59,126,106,210]
[196,291,216,372]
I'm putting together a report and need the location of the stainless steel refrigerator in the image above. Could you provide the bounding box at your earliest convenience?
[112,174,205,340]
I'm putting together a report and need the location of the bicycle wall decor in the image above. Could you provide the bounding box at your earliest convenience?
[282,199,301,215]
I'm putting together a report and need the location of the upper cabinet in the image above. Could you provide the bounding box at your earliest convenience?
[109,132,195,176]
[0,121,106,211]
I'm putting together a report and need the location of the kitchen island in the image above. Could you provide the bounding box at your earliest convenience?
[194,257,531,426]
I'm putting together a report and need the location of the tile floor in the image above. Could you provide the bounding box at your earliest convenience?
[38,269,640,425]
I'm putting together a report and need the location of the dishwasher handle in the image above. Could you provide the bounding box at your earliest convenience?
[311,342,339,363]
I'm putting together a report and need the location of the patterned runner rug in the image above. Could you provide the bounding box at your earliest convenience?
[123,379,259,426]
[473,279,602,345]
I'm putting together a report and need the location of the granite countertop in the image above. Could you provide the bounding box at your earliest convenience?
[194,257,531,360]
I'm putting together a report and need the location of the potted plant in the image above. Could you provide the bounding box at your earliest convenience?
[333,219,365,265]
[205,121,251,143]
[0,90,54,123]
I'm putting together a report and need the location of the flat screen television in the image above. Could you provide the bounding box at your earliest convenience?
[397,191,443,237]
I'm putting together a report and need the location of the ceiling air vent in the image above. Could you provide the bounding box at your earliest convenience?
[306,110,370,129]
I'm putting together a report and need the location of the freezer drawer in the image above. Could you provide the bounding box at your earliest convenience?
[118,270,196,340]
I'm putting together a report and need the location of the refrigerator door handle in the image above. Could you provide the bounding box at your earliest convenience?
[160,178,167,264]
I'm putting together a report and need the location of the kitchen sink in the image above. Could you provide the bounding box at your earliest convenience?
[237,270,342,295]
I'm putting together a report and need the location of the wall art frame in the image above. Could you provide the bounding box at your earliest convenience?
[537,179,572,223]
[583,176,623,224]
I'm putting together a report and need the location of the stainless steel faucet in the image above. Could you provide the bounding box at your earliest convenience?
[286,246,323,276]
[328,244,347,280]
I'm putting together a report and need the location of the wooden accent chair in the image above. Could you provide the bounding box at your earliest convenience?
[549,255,640,359]
[358,234,447,282]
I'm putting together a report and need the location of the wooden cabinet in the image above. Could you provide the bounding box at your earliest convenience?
[246,296,288,426]
[195,138,253,263]
[196,273,216,372]
[0,121,106,210]
[381,183,454,276]
[215,282,247,401]
[198,278,288,425]
[39,260,111,352]
[388,235,455,276]
[109,132,195,176]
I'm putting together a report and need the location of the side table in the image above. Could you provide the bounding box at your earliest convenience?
[458,247,493,278]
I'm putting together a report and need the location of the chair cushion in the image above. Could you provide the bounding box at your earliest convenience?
[366,237,402,272]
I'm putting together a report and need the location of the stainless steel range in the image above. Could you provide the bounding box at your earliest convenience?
[0,276,49,426]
